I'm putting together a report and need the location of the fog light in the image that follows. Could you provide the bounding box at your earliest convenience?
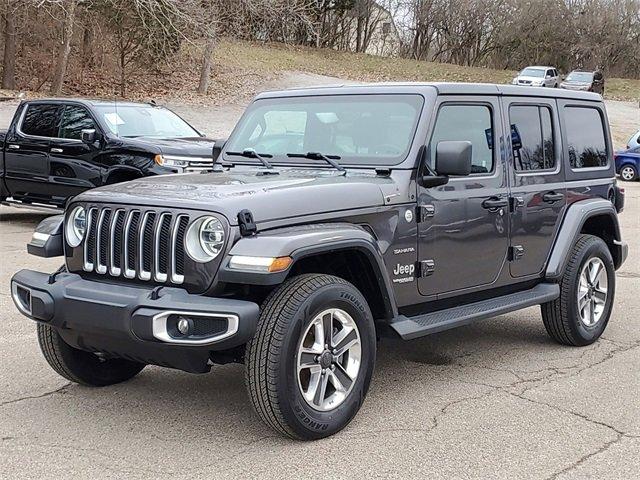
[177,317,191,335]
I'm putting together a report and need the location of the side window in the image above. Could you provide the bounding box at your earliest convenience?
[564,106,608,168]
[547,70,553,77]
[429,104,494,174]
[20,104,61,138]
[59,105,96,140]
[510,105,556,171]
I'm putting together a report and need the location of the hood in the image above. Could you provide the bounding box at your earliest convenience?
[124,136,216,157]
[561,80,591,88]
[75,168,391,225]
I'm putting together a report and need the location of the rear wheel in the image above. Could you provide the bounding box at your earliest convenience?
[37,323,145,386]
[541,234,615,346]
[245,274,376,440]
[620,165,637,181]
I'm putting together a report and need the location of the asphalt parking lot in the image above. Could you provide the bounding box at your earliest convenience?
[0,184,638,479]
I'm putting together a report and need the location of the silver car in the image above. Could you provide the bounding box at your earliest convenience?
[512,66,560,88]
[627,129,640,150]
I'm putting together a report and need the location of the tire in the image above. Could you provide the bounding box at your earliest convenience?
[245,274,376,440]
[541,234,615,346]
[619,164,638,182]
[37,323,145,386]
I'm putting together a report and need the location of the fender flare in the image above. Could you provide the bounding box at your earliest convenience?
[546,198,626,280]
[217,223,398,319]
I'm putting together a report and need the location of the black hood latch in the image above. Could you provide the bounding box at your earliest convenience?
[238,209,257,237]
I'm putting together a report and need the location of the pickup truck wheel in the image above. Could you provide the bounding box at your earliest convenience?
[245,274,376,440]
[541,234,615,346]
[37,323,145,386]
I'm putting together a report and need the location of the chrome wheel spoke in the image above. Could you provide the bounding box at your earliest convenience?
[593,290,607,306]
[333,329,359,357]
[298,352,318,370]
[330,363,353,392]
[322,312,333,348]
[313,372,330,406]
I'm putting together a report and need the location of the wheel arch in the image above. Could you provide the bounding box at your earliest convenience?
[546,198,626,280]
[218,223,398,321]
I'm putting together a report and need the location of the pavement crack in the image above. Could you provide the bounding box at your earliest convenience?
[0,382,72,407]
[545,432,625,480]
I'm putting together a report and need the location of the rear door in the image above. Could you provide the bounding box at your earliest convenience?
[503,97,566,278]
[47,104,104,201]
[3,103,61,202]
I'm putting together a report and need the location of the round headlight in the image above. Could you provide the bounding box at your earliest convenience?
[185,216,225,263]
[66,206,86,247]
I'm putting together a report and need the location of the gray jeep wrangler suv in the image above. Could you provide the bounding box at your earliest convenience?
[11,83,627,440]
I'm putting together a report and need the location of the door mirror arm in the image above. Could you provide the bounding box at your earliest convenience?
[420,175,449,188]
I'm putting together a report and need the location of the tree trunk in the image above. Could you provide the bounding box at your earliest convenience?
[197,35,215,94]
[2,2,17,90]
[82,25,93,68]
[50,0,77,95]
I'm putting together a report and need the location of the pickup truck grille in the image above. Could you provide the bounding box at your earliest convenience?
[82,207,189,284]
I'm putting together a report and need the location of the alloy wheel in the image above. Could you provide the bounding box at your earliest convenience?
[577,257,608,327]
[296,308,361,412]
[621,166,636,181]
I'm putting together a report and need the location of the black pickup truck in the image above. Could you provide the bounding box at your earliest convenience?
[0,99,216,209]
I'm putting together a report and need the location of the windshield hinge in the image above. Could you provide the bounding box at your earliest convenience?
[238,209,257,237]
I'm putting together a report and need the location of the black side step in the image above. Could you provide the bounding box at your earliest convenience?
[390,283,559,340]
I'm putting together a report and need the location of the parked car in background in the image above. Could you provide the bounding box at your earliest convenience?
[627,129,640,150]
[615,146,640,181]
[0,99,217,209]
[560,70,605,94]
[512,66,560,87]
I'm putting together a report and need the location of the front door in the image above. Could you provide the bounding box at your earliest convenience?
[3,103,61,203]
[503,97,566,278]
[417,97,510,298]
[47,104,104,202]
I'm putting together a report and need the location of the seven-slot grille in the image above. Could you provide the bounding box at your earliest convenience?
[82,207,189,284]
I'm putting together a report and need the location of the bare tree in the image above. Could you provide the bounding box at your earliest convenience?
[1,0,18,89]
[50,0,77,95]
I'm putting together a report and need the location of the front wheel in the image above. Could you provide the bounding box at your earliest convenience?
[620,165,638,182]
[37,324,145,386]
[245,274,376,440]
[541,234,615,346]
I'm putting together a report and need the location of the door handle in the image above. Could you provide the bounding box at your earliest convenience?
[542,192,564,203]
[50,148,63,153]
[482,197,509,210]
[8,144,20,150]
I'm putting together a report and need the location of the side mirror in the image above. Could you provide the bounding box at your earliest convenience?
[435,140,472,176]
[81,128,97,144]
[212,138,227,163]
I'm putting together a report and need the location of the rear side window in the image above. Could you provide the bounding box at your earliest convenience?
[510,105,556,171]
[564,106,608,168]
[429,104,494,174]
[59,105,96,140]
[20,104,61,138]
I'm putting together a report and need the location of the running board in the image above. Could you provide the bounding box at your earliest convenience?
[390,283,560,340]
[1,198,63,213]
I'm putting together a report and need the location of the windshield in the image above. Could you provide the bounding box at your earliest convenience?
[224,94,424,166]
[93,104,199,138]
[566,72,593,82]
[520,68,545,78]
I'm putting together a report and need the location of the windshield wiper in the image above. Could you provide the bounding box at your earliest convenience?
[226,148,274,169]
[287,152,346,174]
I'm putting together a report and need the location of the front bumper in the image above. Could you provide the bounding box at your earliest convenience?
[10,270,260,373]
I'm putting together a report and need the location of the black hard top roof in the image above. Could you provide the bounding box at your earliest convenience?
[255,82,602,102]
